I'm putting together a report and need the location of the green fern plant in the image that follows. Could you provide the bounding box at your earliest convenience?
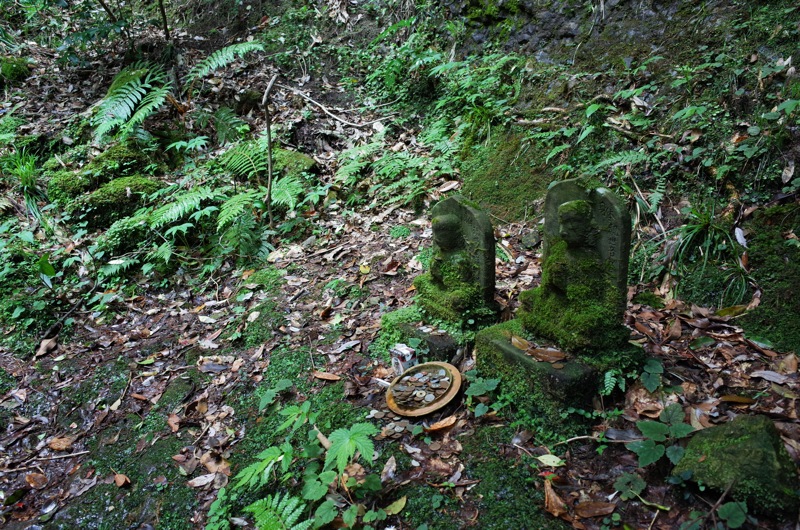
[245,492,314,530]
[93,62,172,142]
[185,42,265,86]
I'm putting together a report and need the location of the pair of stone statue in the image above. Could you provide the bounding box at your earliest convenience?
[414,178,631,353]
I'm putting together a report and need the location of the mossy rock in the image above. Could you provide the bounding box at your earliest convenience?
[460,129,551,221]
[273,147,316,179]
[370,306,425,358]
[673,414,800,516]
[82,175,163,229]
[48,142,156,204]
[0,56,30,85]
[739,204,800,354]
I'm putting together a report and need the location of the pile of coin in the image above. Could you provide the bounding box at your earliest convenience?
[390,367,451,409]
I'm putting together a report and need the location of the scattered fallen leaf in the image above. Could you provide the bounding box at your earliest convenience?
[424,415,457,433]
[312,370,341,381]
[34,336,58,358]
[536,454,565,467]
[48,436,75,451]
[380,456,396,483]
[167,413,181,433]
[574,501,616,518]
[750,370,788,384]
[543,479,568,518]
[510,334,531,350]
[114,473,131,487]
[187,473,216,488]
[25,473,48,489]
[384,496,407,516]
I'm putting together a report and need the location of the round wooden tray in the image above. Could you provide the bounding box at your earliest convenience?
[386,362,462,417]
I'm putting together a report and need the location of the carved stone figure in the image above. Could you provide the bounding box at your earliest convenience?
[519,179,631,352]
[413,196,497,324]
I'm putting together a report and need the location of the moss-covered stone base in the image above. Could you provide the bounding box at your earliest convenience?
[475,319,599,430]
[673,415,800,516]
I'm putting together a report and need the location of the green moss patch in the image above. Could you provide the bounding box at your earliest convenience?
[369,306,425,358]
[739,204,800,353]
[0,56,29,85]
[273,147,316,179]
[460,129,551,221]
[82,175,163,229]
[519,239,630,353]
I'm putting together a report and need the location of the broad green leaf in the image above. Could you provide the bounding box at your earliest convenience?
[666,444,685,465]
[636,420,669,442]
[669,423,695,439]
[659,403,685,425]
[627,439,665,467]
[536,454,565,467]
[314,500,338,527]
[38,254,56,277]
[474,402,489,418]
[585,103,602,117]
[641,372,661,393]
[325,423,378,474]
[689,336,716,350]
[643,359,663,374]
[717,501,747,528]
[613,472,645,500]
[301,478,328,501]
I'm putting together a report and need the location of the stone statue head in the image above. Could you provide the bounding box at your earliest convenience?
[558,200,596,248]
[432,214,465,251]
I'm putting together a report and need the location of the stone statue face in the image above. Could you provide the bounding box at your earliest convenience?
[558,200,594,248]
[432,214,464,251]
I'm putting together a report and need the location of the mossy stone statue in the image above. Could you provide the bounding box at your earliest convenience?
[519,179,631,352]
[413,196,497,325]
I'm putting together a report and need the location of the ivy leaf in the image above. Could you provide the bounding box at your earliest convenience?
[660,403,685,425]
[301,478,328,501]
[643,358,663,374]
[665,444,685,465]
[627,439,665,467]
[636,420,669,442]
[669,422,694,439]
[717,501,747,529]
[641,371,661,393]
[613,472,645,500]
[342,504,359,527]
[474,402,489,418]
[325,423,378,474]
[314,500,338,526]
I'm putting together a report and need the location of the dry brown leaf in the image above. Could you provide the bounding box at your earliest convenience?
[528,347,566,363]
[381,455,397,483]
[167,413,181,433]
[510,334,531,351]
[114,473,131,487]
[25,472,48,489]
[424,415,457,433]
[667,319,682,340]
[48,436,75,451]
[187,473,216,488]
[543,479,569,518]
[574,501,616,518]
[312,370,341,381]
[35,336,58,359]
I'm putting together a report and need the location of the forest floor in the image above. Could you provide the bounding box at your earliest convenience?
[1,12,800,530]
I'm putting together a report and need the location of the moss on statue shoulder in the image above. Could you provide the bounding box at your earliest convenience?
[413,271,491,325]
[519,240,629,353]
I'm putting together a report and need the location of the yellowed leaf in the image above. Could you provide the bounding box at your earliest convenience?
[312,370,341,381]
[359,263,371,274]
[510,334,531,350]
[423,415,457,433]
[25,472,48,489]
[167,413,181,433]
[384,495,407,516]
[48,436,75,451]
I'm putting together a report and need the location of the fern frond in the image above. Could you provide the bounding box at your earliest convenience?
[221,141,269,180]
[100,257,140,278]
[186,42,265,84]
[594,150,652,170]
[93,62,170,142]
[217,189,262,231]
[271,175,303,210]
[213,107,248,145]
[245,492,313,530]
[150,186,219,228]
